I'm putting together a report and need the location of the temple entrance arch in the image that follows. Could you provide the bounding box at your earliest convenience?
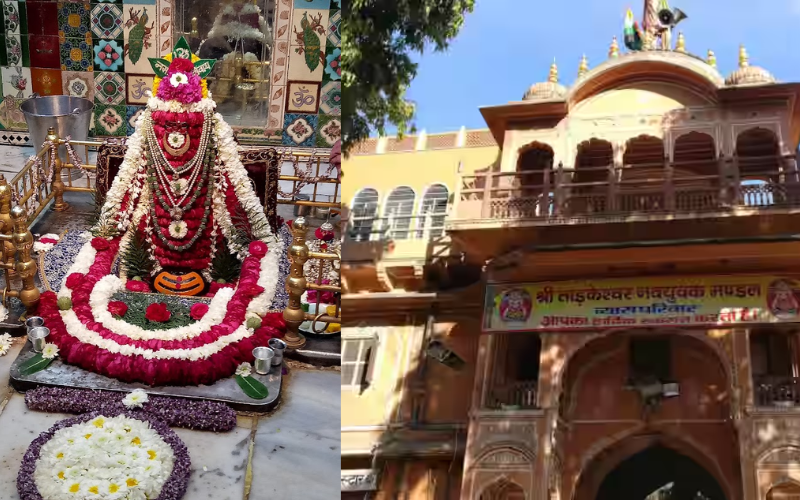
[573,435,728,500]
[479,477,527,500]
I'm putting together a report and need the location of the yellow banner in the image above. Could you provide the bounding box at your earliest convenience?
[483,276,800,332]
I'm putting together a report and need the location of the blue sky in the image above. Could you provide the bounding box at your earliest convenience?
[393,0,800,134]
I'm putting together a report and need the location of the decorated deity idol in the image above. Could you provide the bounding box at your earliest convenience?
[36,38,286,387]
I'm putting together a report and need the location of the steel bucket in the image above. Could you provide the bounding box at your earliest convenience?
[21,96,93,181]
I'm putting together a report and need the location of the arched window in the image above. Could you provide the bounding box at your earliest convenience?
[737,128,782,207]
[417,184,449,239]
[383,186,416,240]
[349,188,380,242]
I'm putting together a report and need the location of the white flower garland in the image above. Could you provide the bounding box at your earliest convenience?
[245,244,281,319]
[57,237,98,300]
[88,275,235,341]
[33,233,61,253]
[33,415,174,499]
[146,96,217,114]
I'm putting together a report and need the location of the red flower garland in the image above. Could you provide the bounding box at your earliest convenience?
[126,280,151,293]
[37,237,286,386]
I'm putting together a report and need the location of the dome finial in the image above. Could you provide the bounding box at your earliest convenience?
[578,54,588,78]
[609,36,619,58]
[675,32,685,52]
[548,59,558,83]
[739,44,749,68]
[707,49,716,68]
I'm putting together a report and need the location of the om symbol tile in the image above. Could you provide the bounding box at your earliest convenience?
[285,80,320,114]
[125,74,153,105]
[91,3,123,40]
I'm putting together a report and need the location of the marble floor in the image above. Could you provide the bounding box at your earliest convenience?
[0,337,342,500]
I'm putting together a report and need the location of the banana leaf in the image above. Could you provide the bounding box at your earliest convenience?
[18,353,55,376]
[235,375,269,400]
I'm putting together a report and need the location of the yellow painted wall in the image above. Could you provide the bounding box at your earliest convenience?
[341,324,421,452]
[342,145,500,207]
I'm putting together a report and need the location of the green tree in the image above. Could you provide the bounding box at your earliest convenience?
[343,0,475,155]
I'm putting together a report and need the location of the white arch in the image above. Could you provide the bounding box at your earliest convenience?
[349,187,380,242]
[417,183,450,239]
[383,186,417,240]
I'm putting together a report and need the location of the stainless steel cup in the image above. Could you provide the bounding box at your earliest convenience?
[253,346,274,375]
[25,316,44,332]
[28,327,49,353]
[268,338,286,366]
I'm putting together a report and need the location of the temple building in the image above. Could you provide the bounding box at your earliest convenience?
[341,21,800,500]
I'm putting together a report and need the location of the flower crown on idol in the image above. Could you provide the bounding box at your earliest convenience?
[148,37,216,104]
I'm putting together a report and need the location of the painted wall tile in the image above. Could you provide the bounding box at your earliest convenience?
[126,104,144,135]
[326,9,339,46]
[321,45,339,83]
[93,103,126,136]
[58,2,90,38]
[271,40,287,85]
[31,68,63,96]
[26,2,58,36]
[29,35,60,68]
[96,0,120,3]
[62,70,94,100]
[93,70,124,104]
[122,5,157,73]
[293,0,330,9]
[273,0,291,41]
[60,36,93,71]
[285,80,319,114]
[0,96,26,130]
[315,114,339,147]
[125,73,151,104]
[155,3,171,56]
[287,43,322,81]
[1,66,31,98]
[282,112,316,147]
[290,8,327,71]
[4,2,26,36]
[266,84,284,130]
[5,34,22,66]
[93,38,123,71]
[318,81,339,115]
[90,3,122,39]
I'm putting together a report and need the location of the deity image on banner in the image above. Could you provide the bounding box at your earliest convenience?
[767,279,800,320]
[498,288,533,323]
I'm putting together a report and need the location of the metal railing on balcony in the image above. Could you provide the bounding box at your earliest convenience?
[453,155,800,224]
[347,214,448,242]
[753,376,800,407]
[485,380,539,410]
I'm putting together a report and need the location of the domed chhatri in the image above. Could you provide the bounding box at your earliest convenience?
[35,38,287,387]
[523,60,568,101]
[725,44,777,86]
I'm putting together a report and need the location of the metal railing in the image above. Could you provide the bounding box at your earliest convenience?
[347,214,448,242]
[754,376,800,407]
[485,380,539,410]
[453,155,800,224]
[7,129,341,347]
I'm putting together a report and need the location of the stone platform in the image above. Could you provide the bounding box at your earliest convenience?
[10,342,283,412]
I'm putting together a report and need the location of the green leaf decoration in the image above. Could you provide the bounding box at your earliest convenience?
[18,353,55,376]
[193,59,216,78]
[210,242,242,283]
[122,230,153,280]
[172,37,192,60]
[235,375,269,400]
[148,58,171,77]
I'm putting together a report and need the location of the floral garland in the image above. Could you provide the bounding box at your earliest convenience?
[33,234,60,254]
[0,332,12,356]
[24,387,237,432]
[207,3,271,42]
[17,410,190,500]
[40,238,285,385]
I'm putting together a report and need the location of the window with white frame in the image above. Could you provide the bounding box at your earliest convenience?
[383,186,416,240]
[349,188,380,242]
[417,184,449,239]
[342,331,378,391]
